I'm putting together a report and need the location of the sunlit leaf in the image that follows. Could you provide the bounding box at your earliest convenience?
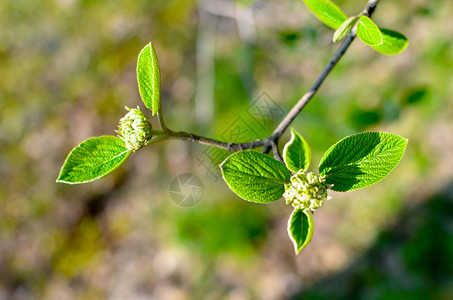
[303,0,348,30]
[356,15,383,46]
[283,128,312,173]
[333,16,359,43]
[220,151,291,203]
[137,42,161,115]
[319,132,407,192]
[288,208,314,254]
[57,136,131,184]
[371,28,409,55]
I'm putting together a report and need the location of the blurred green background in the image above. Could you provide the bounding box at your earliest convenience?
[1,0,452,299]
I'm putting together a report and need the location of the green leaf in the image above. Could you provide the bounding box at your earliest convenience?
[371,28,409,55]
[283,128,312,173]
[137,42,161,115]
[57,136,131,184]
[356,15,383,46]
[303,0,348,30]
[318,132,408,192]
[220,151,291,203]
[288,208,314,255]
[332,16,359,43]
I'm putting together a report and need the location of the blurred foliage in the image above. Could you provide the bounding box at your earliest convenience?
[0,0,452,299]
[174,200,269,257]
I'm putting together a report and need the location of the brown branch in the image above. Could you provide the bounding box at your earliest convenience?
[157,0,380,154]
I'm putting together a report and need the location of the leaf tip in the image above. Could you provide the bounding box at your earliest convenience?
[55,176,75,185]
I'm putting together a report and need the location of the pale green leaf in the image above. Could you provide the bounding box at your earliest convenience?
[303,0,347,30]
[371,28,409,55]
[356,15,383,46]
[333,16,359,43]
[137,42,161,115]
[283,128,312,173]
[57,136,131,184]
[288,208,314,255]
[220,151,291,203]
[318,132,408,192]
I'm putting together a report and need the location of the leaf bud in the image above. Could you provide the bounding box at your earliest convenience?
[116,106,152,151]
[283,171,333,212]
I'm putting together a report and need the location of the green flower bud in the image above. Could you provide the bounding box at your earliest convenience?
[283,172,333,212]
[116,106,153,151]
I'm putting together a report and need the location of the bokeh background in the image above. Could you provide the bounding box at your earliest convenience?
[1,0,453,299]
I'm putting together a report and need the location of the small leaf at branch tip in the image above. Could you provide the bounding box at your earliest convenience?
[332,16,359,43]
[137,42,161,116]
[371,28,409,55]
[303,0,347,30]
[283,128,311,173]
[357,15,383,46]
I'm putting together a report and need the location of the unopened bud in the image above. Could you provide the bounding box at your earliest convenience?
[116,106,152,151]
[283,172,333,212]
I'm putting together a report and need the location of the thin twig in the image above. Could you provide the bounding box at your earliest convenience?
[271,142,284,163]
[261,1,380,154]
[150,0,380,154]
[167,130,264,150]
[156,109,170,134]
[362,0,379,17]
[262,33,356,153]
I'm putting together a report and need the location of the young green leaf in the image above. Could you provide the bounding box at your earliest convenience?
[220,151,291,203]
[318,132,407,192]
[332,16,359,43]
[137,42,161,115]
[371,28,409,55]
[303,0,347,30]
[283,128,312,173]
[57,136,131,184]
[356,15,383,46]
[288,208,314,255]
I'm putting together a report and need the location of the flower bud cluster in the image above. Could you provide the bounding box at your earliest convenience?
[116,106,153,151]
[283,172,333,211]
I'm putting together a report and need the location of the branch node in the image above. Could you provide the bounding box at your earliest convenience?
[159,0,380,155]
